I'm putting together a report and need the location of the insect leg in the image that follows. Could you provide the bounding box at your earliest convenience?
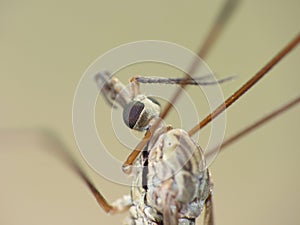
[206,95,300,158]
[41,129,132,214]
[188,33,300,136]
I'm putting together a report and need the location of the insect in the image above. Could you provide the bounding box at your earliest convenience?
[1,0,299,225]
[94,70,220,225]
[89,30,299,225]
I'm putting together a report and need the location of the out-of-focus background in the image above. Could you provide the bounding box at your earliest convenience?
[1,0,300,225]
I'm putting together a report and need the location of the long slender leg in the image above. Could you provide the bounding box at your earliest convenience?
[206,95,300,158]
[159,0,240,120]
[188,33,300,136]
[41,129,132,214]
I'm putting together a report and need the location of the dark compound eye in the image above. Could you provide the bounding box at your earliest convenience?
[147,97,160,106]
[123,101,145,129]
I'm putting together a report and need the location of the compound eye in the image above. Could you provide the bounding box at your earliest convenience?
[123,101,145,129]
[147,97,160,106]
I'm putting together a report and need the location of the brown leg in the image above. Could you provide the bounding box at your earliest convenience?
[203,193,214,225]
[79,170,131,214]
[42,130,132,214]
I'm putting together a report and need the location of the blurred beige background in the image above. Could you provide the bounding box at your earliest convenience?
[1,0,300,225]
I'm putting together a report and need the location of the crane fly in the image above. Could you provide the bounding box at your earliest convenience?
[0,0,299,225]
[77,0,300,223]
[88,32,299,224]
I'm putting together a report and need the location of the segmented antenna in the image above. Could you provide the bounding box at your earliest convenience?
[123,0,241,172]
[135,75,236,86]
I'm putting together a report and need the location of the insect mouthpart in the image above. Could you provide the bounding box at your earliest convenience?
[123,95,161,131]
